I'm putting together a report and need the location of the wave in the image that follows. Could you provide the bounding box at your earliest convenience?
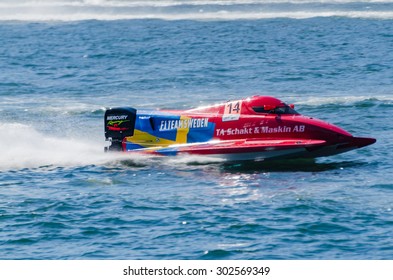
[293,95,393,106]
[1,0,393,21]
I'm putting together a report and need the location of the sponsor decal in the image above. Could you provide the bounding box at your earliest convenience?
[107,120,130,126]
[107,115,128,121]
[107,115,130,131]
[106,115,130,131]
[159,118,209,131]
[216,125,305,136]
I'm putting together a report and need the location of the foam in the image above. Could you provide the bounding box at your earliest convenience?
[0,122,117,171]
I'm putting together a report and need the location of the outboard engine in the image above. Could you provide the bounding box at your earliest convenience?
[104,107,137,151]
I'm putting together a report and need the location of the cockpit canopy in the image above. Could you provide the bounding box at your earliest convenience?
[246,96,299,115]
[252,104,298,114]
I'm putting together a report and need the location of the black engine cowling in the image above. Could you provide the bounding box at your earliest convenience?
[104,107,136,151]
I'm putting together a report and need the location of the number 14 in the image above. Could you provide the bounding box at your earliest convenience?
[227,101,241,114]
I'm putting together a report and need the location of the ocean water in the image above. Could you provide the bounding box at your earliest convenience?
[1,0,393,260]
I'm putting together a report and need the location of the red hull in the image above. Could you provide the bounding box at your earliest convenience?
[105,95,376,161]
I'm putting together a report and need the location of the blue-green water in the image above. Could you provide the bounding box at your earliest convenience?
[0,0,393,260]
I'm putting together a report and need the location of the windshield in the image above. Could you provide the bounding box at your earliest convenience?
[252,105,299,115]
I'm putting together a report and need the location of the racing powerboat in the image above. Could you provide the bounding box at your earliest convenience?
[104,95,376,161]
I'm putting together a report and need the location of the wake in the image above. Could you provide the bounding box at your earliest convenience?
[0,122,121,171]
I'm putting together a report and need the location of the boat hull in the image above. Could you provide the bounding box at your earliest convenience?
[122,137,376,162]
[105,95,376,162]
